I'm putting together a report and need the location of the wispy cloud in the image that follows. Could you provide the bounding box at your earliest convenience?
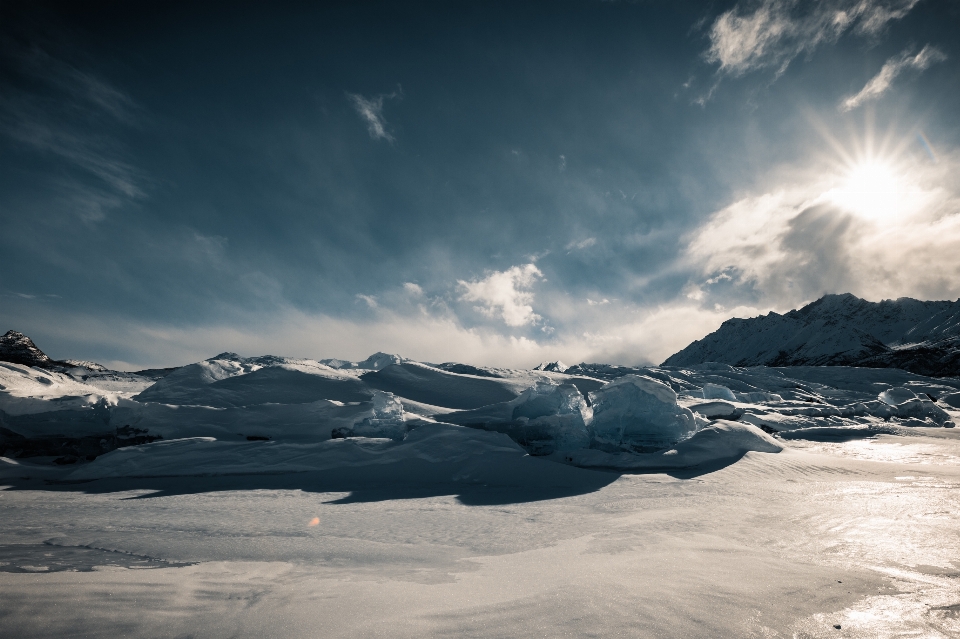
[705,0,920,78]
[458,264,544,327]
[356,294,379,308]
[64,68,139,124]
[566,237,596,250]
[346,89,400,142]
[3,116,144,198]
[840,45,947,111]
[0,42,146,221]
[12,45,140,124]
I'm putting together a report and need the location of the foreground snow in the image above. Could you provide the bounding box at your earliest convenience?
[2,431,959,638]
[2,351,960,636]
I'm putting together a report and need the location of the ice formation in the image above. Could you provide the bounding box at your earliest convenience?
[876,386,952,425]
[878,386,919,406]
[444,375,703,455]
[344,390,406,440]
[508,381,592,453]
[702,383,736,401]
[4,329,960,475]
[588,375,699,453]
[563,421,782,470]
[686,400,742,420]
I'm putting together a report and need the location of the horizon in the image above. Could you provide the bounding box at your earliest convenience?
[3,1,960,370]
[6,289,960,372]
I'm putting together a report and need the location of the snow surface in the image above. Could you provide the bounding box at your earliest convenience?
[2,349,960,636]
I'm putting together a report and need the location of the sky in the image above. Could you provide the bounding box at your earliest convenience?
[2,0,960,370]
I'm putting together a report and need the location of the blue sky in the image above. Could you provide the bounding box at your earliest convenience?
[2,0,959,369]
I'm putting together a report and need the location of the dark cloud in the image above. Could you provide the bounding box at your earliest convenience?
[1,1,959,367]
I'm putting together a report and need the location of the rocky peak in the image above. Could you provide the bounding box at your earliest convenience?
[0,330,55,368]
[534,361,569,373]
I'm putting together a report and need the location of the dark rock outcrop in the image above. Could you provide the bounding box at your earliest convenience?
[0,330,58,369]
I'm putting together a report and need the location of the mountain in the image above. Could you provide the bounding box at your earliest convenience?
[319,352,407,371]
[534,361,569,373]
[0,330,179,379]
[663,293,960,376]
[0,330,57,369]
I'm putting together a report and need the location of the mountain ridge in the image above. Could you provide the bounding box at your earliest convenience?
[663,293,960,376]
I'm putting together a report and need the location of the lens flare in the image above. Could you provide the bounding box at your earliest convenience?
[308,517,320,526]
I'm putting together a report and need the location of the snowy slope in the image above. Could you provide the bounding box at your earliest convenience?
[134,353,370,407]
[663,293,960,375]
[0,330,173,392]
[4,324,960,477]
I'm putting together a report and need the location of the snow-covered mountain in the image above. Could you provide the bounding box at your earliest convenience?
[0,330,177,383]
[534,361,569,373]
[319,352,407,371]
[663,293,960,376]
[0,330,57,368]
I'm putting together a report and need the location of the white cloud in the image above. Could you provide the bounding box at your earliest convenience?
[566,237,597,250]
[458,264,544,327]
[682,151,960,307]
[840,45,947,111]
[355,294,378,308]
[705,0,920,77]
[5,293,763,370]
[403,282,424,296]
[347,92,396,141]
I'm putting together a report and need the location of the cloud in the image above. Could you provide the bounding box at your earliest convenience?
[403,282,424,296]
[64,68,139,124]
[566,237,597,250]
[346,91,398,141]
[356,294,378,308]
[682,151,960,308]
[840,45,947,111]
[10,44,139,124]
[458,264,544,327]
[192,232,229,264]
[0,43,145,220]
[705,0,920,77]
[3,288,765,370]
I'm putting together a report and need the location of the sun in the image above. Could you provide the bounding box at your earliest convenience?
[828,159,907,220]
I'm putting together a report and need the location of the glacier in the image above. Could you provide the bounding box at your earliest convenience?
[4,343,958,478]
[3,332,960,639]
